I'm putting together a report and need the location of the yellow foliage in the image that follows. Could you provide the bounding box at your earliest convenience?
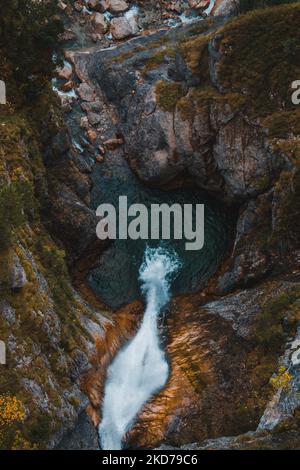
[0,395,26,449]
[270,366,292,391]
[0,395,25,426]
[11,430,38,450]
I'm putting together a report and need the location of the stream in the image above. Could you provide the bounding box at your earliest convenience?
[99,247,181,450]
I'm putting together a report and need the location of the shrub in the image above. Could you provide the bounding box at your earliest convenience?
[155,81,185,112]
[270,365,292,390]
[0,395,25,449]
[0,183,25,251]
[0,0,63,104]
[239,0,299,14]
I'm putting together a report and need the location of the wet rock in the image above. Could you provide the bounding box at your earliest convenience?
[57,65,72,81]
[61,80,76,92]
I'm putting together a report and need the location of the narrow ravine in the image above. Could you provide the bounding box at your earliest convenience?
[99,247,181,450]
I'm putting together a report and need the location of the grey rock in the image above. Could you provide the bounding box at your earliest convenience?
[10,255,27,289]
[57,411,99,449]
[0,300,16,326]
[22,378,50,411]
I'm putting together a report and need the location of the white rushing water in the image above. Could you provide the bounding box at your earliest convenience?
[99,246,181,450]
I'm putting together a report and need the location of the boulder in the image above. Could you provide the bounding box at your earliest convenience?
[212,0,239,16]
[91,12,108,35]
[101,0,129,14]
[77,83,96,102]
[88,0,105,12]
[80,116,89,129]
[57,65,72,81]
[87,112,102,126]
[74,1,84,12]
[188,0,210,8]
[110,16,138,40]
[87,129,97,144]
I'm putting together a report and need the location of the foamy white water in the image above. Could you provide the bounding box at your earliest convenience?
[99,247,181,450]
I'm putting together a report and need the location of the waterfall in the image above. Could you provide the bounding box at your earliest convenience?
[99,246,181,450]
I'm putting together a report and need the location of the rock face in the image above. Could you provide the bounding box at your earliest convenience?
[79,25,276,205]
[54,6,300,450]
[10,1,298,451]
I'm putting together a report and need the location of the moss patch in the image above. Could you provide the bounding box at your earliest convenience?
[155,80,185,112]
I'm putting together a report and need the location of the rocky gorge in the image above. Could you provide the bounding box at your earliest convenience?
[1,0,300,451]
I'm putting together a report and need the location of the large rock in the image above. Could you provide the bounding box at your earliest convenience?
[77,83,96,102]
[88,0,105,11]
[102,0,129,14]
[91,12,108,35]
[188,0,210,9]
[110,16,139,39]
[212,0,239,16]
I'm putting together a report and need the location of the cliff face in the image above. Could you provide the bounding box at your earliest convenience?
[0,107,108,449]
[1,0,300,450]
[67,4,300,448]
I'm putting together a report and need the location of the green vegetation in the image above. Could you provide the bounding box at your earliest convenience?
[0,0,63,105]
[270,365,292,390]
[0,0,101,450]
[155,81,185,112]
[254,287,300,352]
[239,0,299,14]
[0,181,34,251]
[218,4,300,116]
[271,170,300,247]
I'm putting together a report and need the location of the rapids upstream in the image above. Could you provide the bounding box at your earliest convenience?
[99,247,181,450]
